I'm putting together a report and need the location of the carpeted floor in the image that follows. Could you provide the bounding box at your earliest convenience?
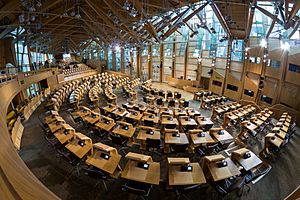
[19,83,300,200]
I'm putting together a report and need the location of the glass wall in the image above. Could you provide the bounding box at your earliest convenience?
[15,41,30,72]
[132,48,137,78]
[163,43,173,82]
[124,48,130,75]
[108,49,112,70]
[141,45,148,81]
[152,44,160,81]
[115,49,121,72]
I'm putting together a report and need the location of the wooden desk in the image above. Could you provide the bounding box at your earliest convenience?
[251,118,264,126]
[168,162,206,186]
[207,157,241,181]
[174,109,187,117]
[48,122,64,133]
[231,148,262,171]
[136,127,160,150]
[54,127,74,144]
[164,132,189,153]
[65,133,93,159]
[112,108,128,117]
[243,121,258,131]
[189,130,215,149]
[83,114,100,124]
[160,107,174,116]
[266,133,283,148]
[186,109,201,117]
[112,123,136,144]
[95,117,116,132]
[77,108,91,118]
[121,152,160,185]
[145,107,159,114]
[210,129,234,145]
[125,111,143,122]
[161,116,179,126]
[44,114,59,124]
[86,143,121,175]
[103,104,116,113]
[142,113,159,124]
[196,117,214,131]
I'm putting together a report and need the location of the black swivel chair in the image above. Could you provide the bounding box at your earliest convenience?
[144,120,155,127]
[122,180,152,200]
[168,99,175,107]
[170,143,189,156]
[156,98,163,106]
[109,134,129,155]
[183,100,189,108]
[176,93,182,99]
[165,124,177,129]
[81,165,113,191]
[167,92,173,98]
[159,90,165,97]
[174,184,202,200]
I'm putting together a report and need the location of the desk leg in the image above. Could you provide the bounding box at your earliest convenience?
[164,143,170,153]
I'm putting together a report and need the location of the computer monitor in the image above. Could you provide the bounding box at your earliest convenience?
[137,162,149,170]
[100,153,110,160]
[146,129,154,135]
[123,125,129,130]
[172,133,180,137]
[243,152,251,159]
[216,160,227,168]
[218,130,224,135]
[78,140,85,147]
[198,133,205,137]
[167,116,172,120]
[149,115,154,119]
[181,165,193,172]
[64,129,69,135]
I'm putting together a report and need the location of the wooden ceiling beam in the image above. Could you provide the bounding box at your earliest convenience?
[245,0,257,40]
[161,7,190,40]
[102,0,141,43]
[128,0,160,42]
[255,5,284,26]
[288,0,300,20]
[266,8,279,38]
[40,0,63,12]
[209,1,232,38]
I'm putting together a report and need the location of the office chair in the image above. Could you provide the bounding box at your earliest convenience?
[125,117,137,126]
[167,91,173,98]
[122,180,152,200]
[168,99,175,107]
[146,138,161,150]
[174,184,202,200]
[156,98,163,106]
[151,89,156,95]
[109,134,129,155]
[159,90,165,97]
[196,143,220,157]
[170,143,189,155]
[81,165,114,191]
[183,100,189,108]
[143,96,148,104]
[144,120,154,127]
[122,103,128,109]
[99,107,106,115]
[165,124,177,129]
[182,124,197,133]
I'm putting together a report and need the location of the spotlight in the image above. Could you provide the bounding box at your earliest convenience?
[280,41,290,51]
[260,38,267,48]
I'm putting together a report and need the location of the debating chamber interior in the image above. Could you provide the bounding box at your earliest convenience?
[1,0,300,200]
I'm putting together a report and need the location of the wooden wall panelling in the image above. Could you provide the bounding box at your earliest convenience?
[279,82,300,110]
[209,70,224,95]
[260,78,279,106]
[286,53,300,86]
[241,76,259,101]
[224,72,242,101]
[160,43,164,82]
[0,73,59,199]
[148,45,152,79]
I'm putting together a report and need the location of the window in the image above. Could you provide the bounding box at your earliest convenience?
[115,49,121,72]
[244,89,254,97]
[226,84,238,92]
[212,80,222,87]
[288,63,300,73]
[260,95,273,104]
[231,40,244,62]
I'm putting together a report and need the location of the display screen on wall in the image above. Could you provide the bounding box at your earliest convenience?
[244,89,254,97]
[260,95,273,104]
[226,84,238,92]
[212,80,222,87]
[288,63,300,73]
[270,60,281,68]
